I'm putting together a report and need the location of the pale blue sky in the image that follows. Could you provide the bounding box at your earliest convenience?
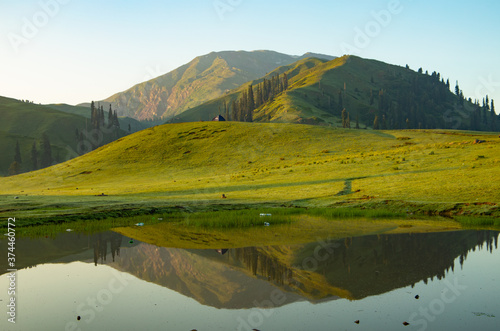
[1,0,499,108]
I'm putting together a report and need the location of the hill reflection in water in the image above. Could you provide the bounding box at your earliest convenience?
[107,230,499,307]
[2,229,497,309]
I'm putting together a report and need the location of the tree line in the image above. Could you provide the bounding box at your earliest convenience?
[90,101,120,130]
[74,101,122,154]
[219,73,289,122]
[332,69,497,131]
[6,102,125,176]
[7,134,52,176]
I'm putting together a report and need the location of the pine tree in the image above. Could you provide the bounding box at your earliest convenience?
[355,114,360,129]
[100,106,105,128]
[240,90,248,122]
[248,85,255,113]
[14,140,22,165]
[490,100,496,131]
[341,109,347,128]
[224,101,229,121]
[455,81,460,96]
[338,90,343,112]
[378,89,384,112]
[283,73,289,91]
[231,99,238,121]
[90,101,96,129]
[255,85,262,108]
[31,140,38,171]
[481,101,488,129]
[275,74,281,95]
[382,115,387,130]
[108,105,113,128]
[247,105,253,122]
[261,79,267,103]
[373,116,379,130]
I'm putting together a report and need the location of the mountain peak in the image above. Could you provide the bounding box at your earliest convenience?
[89,50,336,121]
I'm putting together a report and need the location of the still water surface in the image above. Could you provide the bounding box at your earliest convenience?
[0,229,499,330]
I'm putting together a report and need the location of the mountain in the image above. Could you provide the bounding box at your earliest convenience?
[6,228,497,306]
[169,56,330,123]
[81,50,336,121]
[113,231,498,302]
[175,55,499,131]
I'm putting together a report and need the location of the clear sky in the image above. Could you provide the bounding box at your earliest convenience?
[1,0,499,109]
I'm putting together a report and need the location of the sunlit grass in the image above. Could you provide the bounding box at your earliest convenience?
[13,207,414,238]
[455,216,500,228]
[1,122,498,226]
[305,207,406,219]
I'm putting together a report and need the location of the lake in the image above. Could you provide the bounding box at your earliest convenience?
[0,227,499,330]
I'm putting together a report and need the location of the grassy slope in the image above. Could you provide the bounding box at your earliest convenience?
[175,55,485,130]
[0,121,498,223]
[0,96,90,174]
[171,57,331,123]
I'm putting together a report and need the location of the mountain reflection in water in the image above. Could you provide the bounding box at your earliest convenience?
[1,229,498,309]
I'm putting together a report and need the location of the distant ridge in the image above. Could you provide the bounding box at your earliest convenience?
[80,50,336,121]
[173,55,498,131]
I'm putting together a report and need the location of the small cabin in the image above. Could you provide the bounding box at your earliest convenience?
[212,115,226,121]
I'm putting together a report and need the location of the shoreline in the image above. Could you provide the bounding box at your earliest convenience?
[1,195,498,230]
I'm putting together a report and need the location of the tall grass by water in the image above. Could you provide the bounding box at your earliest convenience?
[456,216,500,227]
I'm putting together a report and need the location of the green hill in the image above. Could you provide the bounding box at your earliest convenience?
[81,50,335,121]
[174,55,499,131]
[0,96,91,175]
[169,57,330,122]
[0,96,130,176]
[1,121,498,221]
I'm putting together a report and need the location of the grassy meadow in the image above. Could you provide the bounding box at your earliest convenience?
[0,121,499,228]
